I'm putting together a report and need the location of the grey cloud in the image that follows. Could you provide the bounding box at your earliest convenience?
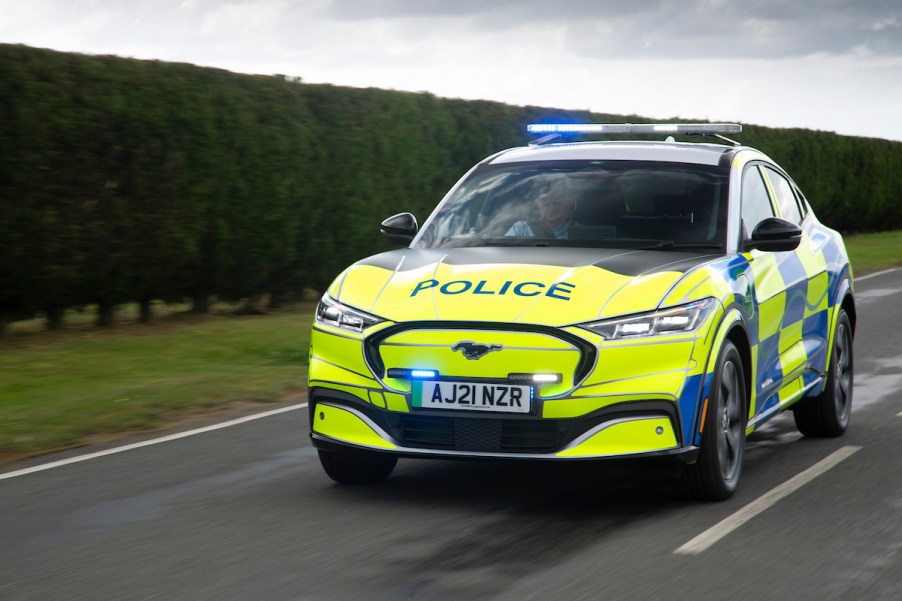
[323,0,902,58]
[322,0,666,22]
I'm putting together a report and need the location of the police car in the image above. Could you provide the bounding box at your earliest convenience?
[308,123,854,500]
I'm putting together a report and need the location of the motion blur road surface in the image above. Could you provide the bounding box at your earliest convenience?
[3,270,902,601]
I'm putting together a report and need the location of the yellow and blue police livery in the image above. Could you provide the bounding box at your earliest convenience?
[308,123,854,500]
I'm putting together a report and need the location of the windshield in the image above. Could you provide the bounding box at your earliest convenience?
[414,160,730,251]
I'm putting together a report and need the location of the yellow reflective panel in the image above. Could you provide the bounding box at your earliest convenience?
[757,291,785,342]
[514,265,632,325]
[368,390,387,408]
[662,269,709,305]
[573,371,687,399]
[749,252,785,302]
[361,261,450,321]
[327,268,349,298]
[663,268,730,306]
[364,262,632,325]
[599,271,684,318]
[308,356,379,389]
[543,396,619,418]
[749,342,759,417]
[778,321,806,378]
[705,309,742,375]
[804,271,830,318]
[359,260,676,326]
[312,404,396,450]
[796,234,828,280]
[556,417,677,457]
[310,328,371,376]
[384,392,410,413]
[335,265,397,314]
[581,340,695,388]
[778,321,803,355]
[777,376,804,407]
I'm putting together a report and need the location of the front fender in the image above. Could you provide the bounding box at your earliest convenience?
[688,306,746,446]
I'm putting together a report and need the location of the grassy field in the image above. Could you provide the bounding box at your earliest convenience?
[0,307,313,462]
[1,229,899,464]
[844,229,902,275]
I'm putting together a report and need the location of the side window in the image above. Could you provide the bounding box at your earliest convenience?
[792,184,810,219]
[763,166,802,225]
[741,166,775,238]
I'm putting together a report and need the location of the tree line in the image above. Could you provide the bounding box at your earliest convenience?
[2,43,901,332]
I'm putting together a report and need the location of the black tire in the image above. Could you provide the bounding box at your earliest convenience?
[678,340,747,501]
[793,309,853,437]
[318,449,397,484]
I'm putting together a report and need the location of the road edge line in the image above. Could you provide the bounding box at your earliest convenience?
[674,445,862,555]
[0,403,308,481]
[856,267,901,282]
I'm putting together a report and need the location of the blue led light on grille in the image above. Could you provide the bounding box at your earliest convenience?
[387,368,438,379]
[410,369,437,379]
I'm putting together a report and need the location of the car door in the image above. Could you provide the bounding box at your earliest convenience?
[740,163,785,422]
[760,166,831,394]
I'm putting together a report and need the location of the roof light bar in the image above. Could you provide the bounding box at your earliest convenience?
[526,123,742,135]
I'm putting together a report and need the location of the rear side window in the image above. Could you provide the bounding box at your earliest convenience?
[741,166,775,238]
[763,166,802,225]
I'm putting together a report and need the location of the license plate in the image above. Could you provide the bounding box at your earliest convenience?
[413,381,531,414]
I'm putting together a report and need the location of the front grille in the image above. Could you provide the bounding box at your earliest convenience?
[402,415,454,448]
[399,415,562,453]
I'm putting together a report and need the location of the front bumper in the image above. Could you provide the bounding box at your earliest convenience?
[309,388,697,461]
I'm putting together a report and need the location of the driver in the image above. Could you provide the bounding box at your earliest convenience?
[505,184,575,239]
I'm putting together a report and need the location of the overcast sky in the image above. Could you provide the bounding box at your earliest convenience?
[2,0,901,141]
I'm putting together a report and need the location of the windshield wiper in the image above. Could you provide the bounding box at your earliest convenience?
[639,241,724,251]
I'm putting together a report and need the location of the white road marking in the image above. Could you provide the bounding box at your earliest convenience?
[0,403,307,481]
[898,412,902,417]
[674,445,862,555]
[856,267,902,282]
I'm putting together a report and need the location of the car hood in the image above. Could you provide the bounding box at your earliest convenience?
[330,247,718,327]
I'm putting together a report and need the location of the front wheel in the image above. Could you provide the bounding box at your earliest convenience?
[318,449,398,484]
[678,340,747,501]
[793,308,853,437]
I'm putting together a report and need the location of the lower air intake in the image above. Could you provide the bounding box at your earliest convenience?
[399,415,561,453]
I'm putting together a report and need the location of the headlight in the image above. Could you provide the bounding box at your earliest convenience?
[581,298,718,340]
[315,293,384,332]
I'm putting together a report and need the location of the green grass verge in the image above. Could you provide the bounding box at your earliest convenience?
[844,230,902,275]
[0,310,312,461]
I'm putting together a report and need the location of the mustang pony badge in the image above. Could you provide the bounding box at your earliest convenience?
[452,341,503,360]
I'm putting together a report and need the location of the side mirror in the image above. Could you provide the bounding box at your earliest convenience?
[380,212,418,244]
[745,217,802,252]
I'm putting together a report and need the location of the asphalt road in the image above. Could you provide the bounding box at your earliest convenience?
[3,269,902,601]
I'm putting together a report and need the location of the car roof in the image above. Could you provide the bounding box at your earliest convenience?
[486,141,741,167]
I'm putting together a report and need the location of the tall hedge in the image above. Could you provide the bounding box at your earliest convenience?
[2,43,902,327]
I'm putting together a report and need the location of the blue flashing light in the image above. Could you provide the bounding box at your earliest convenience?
[527,123,606,134]
[387,368,439,379]
[410,369,437,379]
